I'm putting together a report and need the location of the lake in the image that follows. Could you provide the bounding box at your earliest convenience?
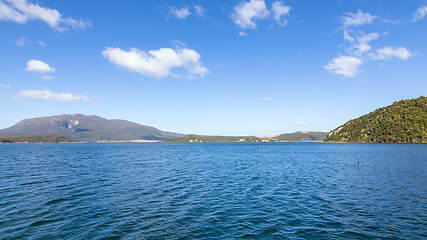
[0,143,426,239]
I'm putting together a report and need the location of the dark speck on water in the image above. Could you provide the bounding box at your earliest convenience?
[0,143,426,239]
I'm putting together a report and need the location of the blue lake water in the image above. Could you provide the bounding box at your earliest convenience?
[0,142,426,239]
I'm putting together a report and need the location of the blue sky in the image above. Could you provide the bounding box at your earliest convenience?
[1,0,427,136]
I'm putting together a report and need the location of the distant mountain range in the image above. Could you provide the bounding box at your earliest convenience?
[0,114,184,142]
[324,96,427,143]
[4,96,425,144]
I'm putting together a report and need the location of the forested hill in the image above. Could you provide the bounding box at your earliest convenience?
[324,96,427,143]
[276,131,327,142]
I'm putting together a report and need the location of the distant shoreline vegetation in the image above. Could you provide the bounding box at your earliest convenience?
[163,133,327,143]
[0,135,80,143]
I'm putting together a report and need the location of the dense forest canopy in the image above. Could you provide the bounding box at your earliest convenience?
[324,97,427,143]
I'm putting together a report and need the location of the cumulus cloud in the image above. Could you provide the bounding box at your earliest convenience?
[194,5,205,17]
[293,119,308,125]
[0,0,91,31]
[271,1,290,26]
[102,45,208,79]
[413,5,427,22]
[238,31,248,36]
[341,9,377,28]
[373,46,413,60]
[0,83,11,88]
[15,89,90,102]
[15,36,29,46]
[169,6,190,19]
[231,0,269,29]
[324,56,363,77]
[26,59,55,73]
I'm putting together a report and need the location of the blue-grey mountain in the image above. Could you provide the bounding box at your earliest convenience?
[0,114,184,142]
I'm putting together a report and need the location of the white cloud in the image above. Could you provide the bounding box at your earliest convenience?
[373,46,413,60]
[37,40,45,47]
[350,32,385,56]
[42,75,54,80]
[413,5,427,22]
[343,29,354,42]
[62,17,92,31]
[194,5,205,17]
[169,6,190,19]
[342,9,377,28]
[324,56,363,77]
[103,45,208,79]
[327,10,413,77]
[357,32,381,44]
[26,59,55,73]
[293,119,308,125]
[271,1,290,26]
[0,0,91,31]
[238,31,247,36]
[0,83,11,88]
[231,0,269,29]
[345,31,390,57]
[15,36,29,46]
[263,97,272,101]
[15,89,90,102]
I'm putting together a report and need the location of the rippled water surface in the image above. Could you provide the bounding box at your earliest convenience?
[0,143,426,239]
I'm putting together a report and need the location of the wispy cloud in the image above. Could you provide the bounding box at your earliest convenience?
[293,119,308,125]
[0,83,11,88]
[26,59,55,73]
[0,0,92,31]
[15,36,30,46]
[194,5,205,17]
[413,5,427,22]
[103,44,208,79]
[263,97,272,101]
[238,31,248,36]
[37,40,45,47]
[42,75,54,80]
[14,89,90,102]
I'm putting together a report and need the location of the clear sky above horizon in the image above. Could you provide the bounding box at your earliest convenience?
[1,0,427,136]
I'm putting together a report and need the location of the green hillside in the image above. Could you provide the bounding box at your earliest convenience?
[0,135,79,143]
[324,96,427,143]
[276,131,328,142]
[0,114,184,142]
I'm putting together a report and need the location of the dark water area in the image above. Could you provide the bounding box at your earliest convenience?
[0,143,426,239]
